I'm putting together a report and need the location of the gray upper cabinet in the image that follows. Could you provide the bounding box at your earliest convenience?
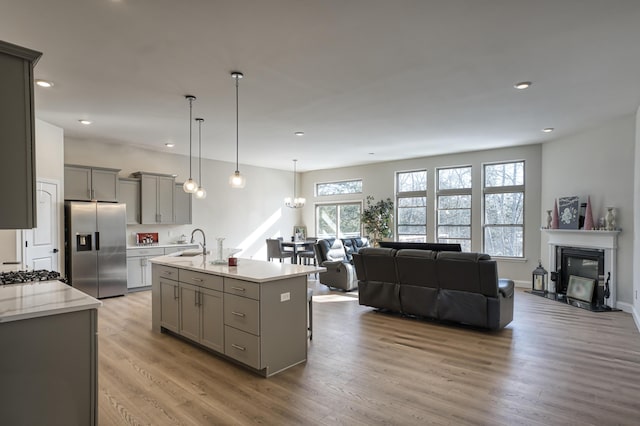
[0,41,42,229]
[174,183,192,225]
[134,172,175,224]
[65,165,120,202]
[119,178,141,224]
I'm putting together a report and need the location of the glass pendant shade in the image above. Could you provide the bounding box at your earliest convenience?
[183,178,198,193]
[229,171,246,189]
[195,186,207,199]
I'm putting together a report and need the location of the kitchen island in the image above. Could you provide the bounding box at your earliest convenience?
[0,280,101,425]
[150,255,324,377]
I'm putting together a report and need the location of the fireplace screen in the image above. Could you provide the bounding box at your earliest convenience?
[556,246,604,295]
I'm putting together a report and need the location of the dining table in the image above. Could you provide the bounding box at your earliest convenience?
[281,239,315,263]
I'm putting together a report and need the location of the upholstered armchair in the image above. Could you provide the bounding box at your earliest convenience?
[314,238,358,291]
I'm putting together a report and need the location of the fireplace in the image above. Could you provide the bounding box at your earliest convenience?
[544,229,619,308]
[554,246,605,304]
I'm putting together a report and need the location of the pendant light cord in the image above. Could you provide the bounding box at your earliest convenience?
[187,96,194,179]
[197,118,203,184]
[235,76,239,173]
[293,159,297,198]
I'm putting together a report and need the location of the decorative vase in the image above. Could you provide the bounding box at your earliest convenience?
[546,210,552,229]
[605,207,616,231]
[584,196,594,230]
[551,199,559,229]
[215,237,226,263]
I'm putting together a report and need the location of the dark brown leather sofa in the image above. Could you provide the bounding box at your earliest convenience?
[352,248,514,330]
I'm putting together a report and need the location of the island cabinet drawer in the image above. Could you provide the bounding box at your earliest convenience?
[155,265,179,281]
[224,293,260,335]
[179,270,223,292]
[128,247,164,257]
[224,278,260,300]
[224,326,260,369]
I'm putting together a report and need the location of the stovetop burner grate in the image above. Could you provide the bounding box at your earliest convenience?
[0,270,62,285]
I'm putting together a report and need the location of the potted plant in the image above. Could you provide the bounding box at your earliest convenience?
[361,195,394,246]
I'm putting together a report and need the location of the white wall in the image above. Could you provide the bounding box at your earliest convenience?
[64,138,301,261]
[299,144,542,284]
[541,114,636,306]
[634,106,640,324]
[0,119,64,271]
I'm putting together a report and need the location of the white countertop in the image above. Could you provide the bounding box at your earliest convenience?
[127,243,198,249]
[150,255,325,283]
[0,281,101,323]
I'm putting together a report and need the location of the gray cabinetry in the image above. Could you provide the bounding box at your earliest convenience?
[0,41,41,229]
[151,262,308,377]
[156,264,180,333]
[134,172,175,224]
[126,247,164,290]
[174,183,192,224]
[65,165,120,202]
[119,178,140,224]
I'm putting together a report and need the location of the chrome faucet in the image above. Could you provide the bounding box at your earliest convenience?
[190,228,207,256]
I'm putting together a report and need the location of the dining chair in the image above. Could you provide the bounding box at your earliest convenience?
[266,238,295,263]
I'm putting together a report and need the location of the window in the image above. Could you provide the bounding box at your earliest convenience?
[315,202,362,239]
[437,166,472,251]
[483,161,524,257]
[396,170,427,242]
[316,180,362,196]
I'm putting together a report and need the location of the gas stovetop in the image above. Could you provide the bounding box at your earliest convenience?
[0,270,62,285]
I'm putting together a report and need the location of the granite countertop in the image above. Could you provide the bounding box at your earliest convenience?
[0,281,101,323]
[150,255,325,283]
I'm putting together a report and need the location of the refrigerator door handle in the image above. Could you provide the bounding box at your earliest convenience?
[95,232,100,251]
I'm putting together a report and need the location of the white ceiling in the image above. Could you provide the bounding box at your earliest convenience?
[3,0,640,172]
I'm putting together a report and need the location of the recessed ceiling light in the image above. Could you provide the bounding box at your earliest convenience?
[79,119,92,125]
[35,79,54,88]
[368,152,375,155]
[514,81,532,90]
[165,143,175,148]
[542,127,554,133]
[294,131,305,136]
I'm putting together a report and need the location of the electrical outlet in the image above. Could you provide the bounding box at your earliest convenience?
[280,292,290,302]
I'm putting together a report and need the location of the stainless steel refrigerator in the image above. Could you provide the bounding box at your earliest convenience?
[65,201,127,298]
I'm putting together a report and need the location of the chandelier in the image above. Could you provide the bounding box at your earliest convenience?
[284,159,305,208]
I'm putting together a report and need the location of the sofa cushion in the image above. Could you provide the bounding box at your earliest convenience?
[437,289,488,328]
[396,249,438,288]
[357,248,398,284]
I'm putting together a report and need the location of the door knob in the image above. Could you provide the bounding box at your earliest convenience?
[52,248,59,253]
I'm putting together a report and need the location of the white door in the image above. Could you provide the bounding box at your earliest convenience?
[23,180,60,271]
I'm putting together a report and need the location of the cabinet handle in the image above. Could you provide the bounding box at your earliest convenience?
[87,189,92,199]
[92,189,96,199]
[159,213,162,223]
[165,271,173,275]
[191,277,204,282]
[173,286,179,299]
[231,344,246,352]
[231,286,246,292]
[231,311,246,318]
[195,291,200,306]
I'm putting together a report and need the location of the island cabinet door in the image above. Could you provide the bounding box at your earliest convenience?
[159,278,180,333]
[199,287,224,352]
[179,283,200,341]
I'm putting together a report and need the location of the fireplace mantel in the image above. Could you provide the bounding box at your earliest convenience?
[542,229,620,308]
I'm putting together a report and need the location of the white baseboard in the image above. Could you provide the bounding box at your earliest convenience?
[617,301,640,333]
[513,280,529,288]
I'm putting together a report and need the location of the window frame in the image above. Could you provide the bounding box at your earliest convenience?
[482,160,525,258]
[395,169,428,242]
[436,165,472,252]
[315,179,363,197]
[314,200,363,239]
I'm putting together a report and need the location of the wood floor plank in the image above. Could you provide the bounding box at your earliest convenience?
[97,283,640,425]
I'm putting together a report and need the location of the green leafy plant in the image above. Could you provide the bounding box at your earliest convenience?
[361,195,394,246]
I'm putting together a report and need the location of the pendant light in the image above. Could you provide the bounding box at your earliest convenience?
[284,159,305,208]
[194,118,207,199]
[229,71,246,188]
[183,95,198,193]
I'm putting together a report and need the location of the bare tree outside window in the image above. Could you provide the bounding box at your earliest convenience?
[437,166,472,251]
[316,180,362,196]
[316,203,362,238]
[396,170,427,242]
[483,161,525,257]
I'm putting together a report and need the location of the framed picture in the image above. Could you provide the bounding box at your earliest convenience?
[558,196,580,229]
[293,225,307,241]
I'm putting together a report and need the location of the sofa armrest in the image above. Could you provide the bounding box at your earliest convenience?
[498,279,515,298]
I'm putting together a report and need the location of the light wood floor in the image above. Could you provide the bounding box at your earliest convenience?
[98,282,640,425]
